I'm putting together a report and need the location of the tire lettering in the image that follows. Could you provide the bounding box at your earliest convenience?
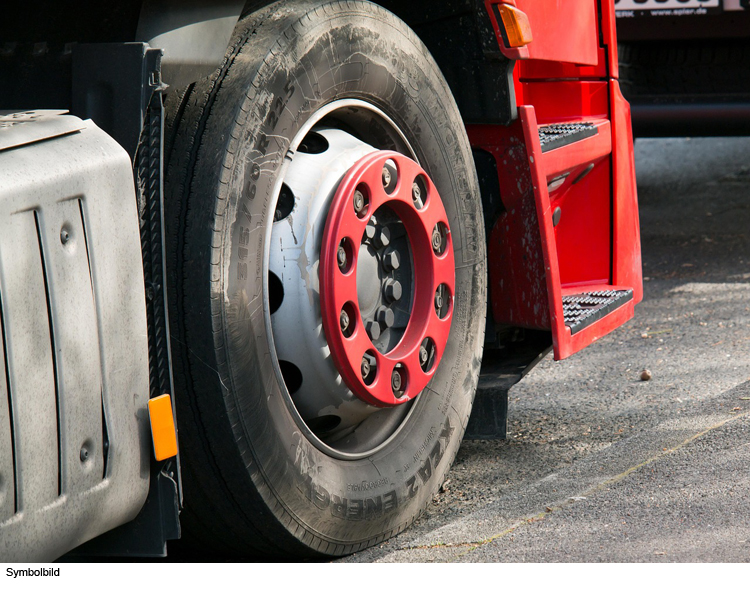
[417,456,432,484]
[407,417,455,495]
[241,202,253,222]
[284,79,295,99]
[347,499,364,520]
[406,476,419,499]
[382,490,397,513]
[295,458,399,521]
[330,495,347,518]
[257,134,270,156]
[365,496,382,516]
[311,483,330,510]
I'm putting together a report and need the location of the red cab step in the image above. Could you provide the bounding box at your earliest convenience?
[468,103,642,360]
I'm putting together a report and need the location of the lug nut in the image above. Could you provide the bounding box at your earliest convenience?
[435,291,444,311]
[60,229,71,245]
[337,245,347,269]
[419,345,429,366]
[432,226,443,253]
[383,249,401,271]
[340,309,350,333]
[376,306,395,328]
[384,280,402,303]
[375,226,391,248]
[382,166,392,188]
[366,320,381,341]
[361,357,371,380]
[353,190,366,215]
[391,369,403,394]
[412,182,421,204]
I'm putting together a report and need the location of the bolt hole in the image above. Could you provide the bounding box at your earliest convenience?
[361,351,377,386]
[353,184,370,219]
[419,337,436,373]
[382,159,398,195]
[274,183,295,222]
[337,237,355,274]
[434,284,451,319]
[432,222,449,256]
[298,131,329,154]
[307,415,341,436]
[60,225,73,245]
[268,271,284,314]
[392,363,407,397]
[412,175,428,210]
[279,360,303,395]
[340,302,357,338]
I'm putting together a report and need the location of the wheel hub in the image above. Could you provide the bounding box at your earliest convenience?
[320,151,455,407]
[268,103,455,453]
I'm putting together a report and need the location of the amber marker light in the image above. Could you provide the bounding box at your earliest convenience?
[148,394,179,461]
[497,4,533,48]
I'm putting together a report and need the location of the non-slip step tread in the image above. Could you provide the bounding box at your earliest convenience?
[538,122,598,153]
[563,289,633,335]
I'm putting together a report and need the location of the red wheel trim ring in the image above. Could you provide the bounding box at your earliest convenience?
[319,151,455,407]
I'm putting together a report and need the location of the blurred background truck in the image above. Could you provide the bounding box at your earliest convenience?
[616,0,750,136]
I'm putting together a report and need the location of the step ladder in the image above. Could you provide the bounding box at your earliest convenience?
[468,97,641,360]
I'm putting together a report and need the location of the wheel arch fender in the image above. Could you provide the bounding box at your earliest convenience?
[135,0,246,88]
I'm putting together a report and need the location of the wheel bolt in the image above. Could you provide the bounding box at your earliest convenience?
[353,190,366,215]
[366,320,381,341]
[432,227,443,253]
[375,226,390,248]
[391,369,402,393]
[361,357,371,380]
[412,182,421,204]
[382,166,392,188]
[419,345,429,366]
[383,249,401,271]
[337,245,347,269]
[376,306,395,328]
[384,280,402,303]
[435,291,444,310]
[340,310,350,332]
[364,224,376,242]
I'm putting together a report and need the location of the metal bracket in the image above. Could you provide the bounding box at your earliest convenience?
[68,42,181,557]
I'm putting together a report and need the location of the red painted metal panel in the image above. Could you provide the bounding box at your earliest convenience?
[610,80,643,304]
[600,0,620,79]
[554,159,612,287]
[519,48,608,81]
[467,121,551,330]
[540,119,611,177]
[516,107,565,349]
[486,0,600,65]
[517,81,610,124]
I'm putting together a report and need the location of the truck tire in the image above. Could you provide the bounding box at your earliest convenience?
[164,0,486,557]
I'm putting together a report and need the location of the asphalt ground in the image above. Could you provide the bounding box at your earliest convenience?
[339,136,750,563]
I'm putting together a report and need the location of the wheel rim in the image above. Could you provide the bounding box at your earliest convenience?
[265,100,454,458]
[320,151,455,407]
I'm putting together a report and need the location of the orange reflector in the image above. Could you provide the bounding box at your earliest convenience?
[497,4,533,48]
[148,394,178,461]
